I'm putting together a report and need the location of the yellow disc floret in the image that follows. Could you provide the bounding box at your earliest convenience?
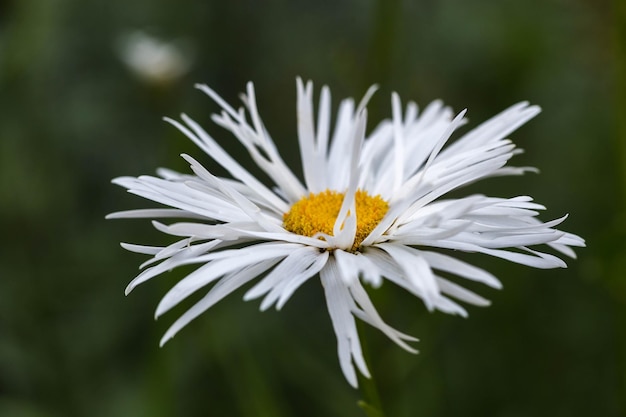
[283,189,389,252]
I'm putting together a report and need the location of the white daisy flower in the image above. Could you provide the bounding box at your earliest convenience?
[108,79,585,387]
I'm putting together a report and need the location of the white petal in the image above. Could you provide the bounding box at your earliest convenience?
[419,250,502,289]
[155,243,302,317]
[181,154,284,233]
[159,258,280,346]
[391,92,406,193]
[320,257,369,388]
[120,242,162,255]
[316,86,332,169]
[327,98,357,190]
[418,238,567,269]
[362,247,466,316]
[437,277,491,307]
[331,111,368,250]
[166,115,293,212]
[442,102,540,156]
[125,240,223,295]
[296,78,321,192]
[106,209,206,220]
[263,249,329,310]
[375,243,440,311]
[348,278,418,351]
[244,246,321,302]
[138,238,214,270]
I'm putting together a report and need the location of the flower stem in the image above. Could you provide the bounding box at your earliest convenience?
[357,382,385,417]
[356,322,386,417]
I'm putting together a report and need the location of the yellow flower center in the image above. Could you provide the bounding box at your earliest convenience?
[283,189,389,252]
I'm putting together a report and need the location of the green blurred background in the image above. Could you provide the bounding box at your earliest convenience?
[1,0,624,416]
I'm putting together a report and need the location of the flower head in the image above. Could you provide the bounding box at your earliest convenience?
[108,79,584,387]
[118,31,193,85]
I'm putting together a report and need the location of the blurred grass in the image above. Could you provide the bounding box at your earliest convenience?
[614,0,626,410]
[0,0,623,416]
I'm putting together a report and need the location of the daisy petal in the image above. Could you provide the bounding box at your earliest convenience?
[320,257,370,388]
[160,259,280,346]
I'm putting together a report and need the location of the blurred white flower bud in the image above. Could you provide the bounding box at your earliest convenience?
[118,31,193,85]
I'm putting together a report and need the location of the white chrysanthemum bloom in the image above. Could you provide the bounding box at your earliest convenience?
[108,79,584,387]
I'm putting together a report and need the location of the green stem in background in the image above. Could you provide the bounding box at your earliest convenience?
[616,0,626,190]
[356,321,387,417]
[363,0,401,119]
[365,0,400,83]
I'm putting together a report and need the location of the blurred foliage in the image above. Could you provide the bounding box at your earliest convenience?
[0,0,623,416]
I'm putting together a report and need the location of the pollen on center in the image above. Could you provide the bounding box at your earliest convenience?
[283,189,389,252]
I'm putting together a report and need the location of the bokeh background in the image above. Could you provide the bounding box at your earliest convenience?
[1,0,624,416]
